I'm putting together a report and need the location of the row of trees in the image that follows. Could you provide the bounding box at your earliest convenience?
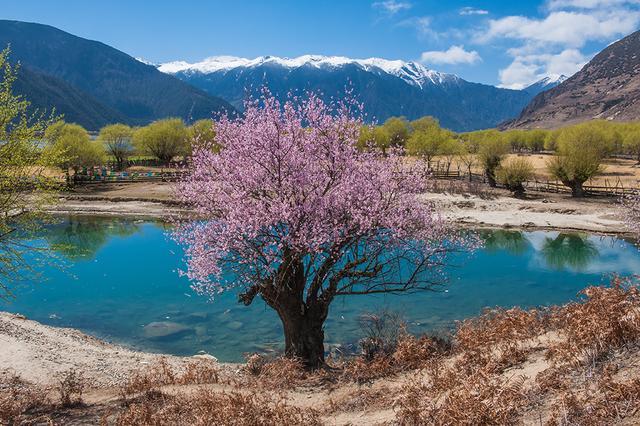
[360,117,631,197]
[360,116,640,160]
[43,118,217,178]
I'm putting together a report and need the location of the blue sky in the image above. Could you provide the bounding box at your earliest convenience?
[3,0,640,88]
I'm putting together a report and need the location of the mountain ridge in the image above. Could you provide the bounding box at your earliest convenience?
[158,54,537,131]
[0,20,236,130]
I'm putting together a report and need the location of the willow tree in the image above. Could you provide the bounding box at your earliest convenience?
[175,93,474,368]
[0,48,60,297]
[99,123,134,170]
[547,123,607,197]
[477,131,509,187]
[44,121,105,183]
[133,118,188,164]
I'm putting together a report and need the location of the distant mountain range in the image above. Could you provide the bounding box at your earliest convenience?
[0,20,235,130]
[158,55,561,132]
[507,30,640,129]
[0,20,573,132]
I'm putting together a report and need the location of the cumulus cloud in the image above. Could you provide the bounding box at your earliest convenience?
[499,49,588,89]
[460,7,489,15]
[483,0,640,88]
[482,10,639,47]
[546,0,640,10]
[420,45,482,65]
[372,0,412,15]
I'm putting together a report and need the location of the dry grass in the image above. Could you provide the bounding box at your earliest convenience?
[242,354,309,390]
[112,388,321,426]
[0,372,52,425]
[547,279,640,367]
[394,279,640,425]
[119,358,223,400]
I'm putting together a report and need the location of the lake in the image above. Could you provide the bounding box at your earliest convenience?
[2,215,638,362]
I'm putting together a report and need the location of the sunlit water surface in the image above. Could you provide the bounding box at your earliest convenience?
[3,216,639,362]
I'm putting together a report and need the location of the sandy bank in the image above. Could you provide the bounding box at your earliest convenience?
[421,191,627,235]
[0,312,231,388]
[50,182,629,234]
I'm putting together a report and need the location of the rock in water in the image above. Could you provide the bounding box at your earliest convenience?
[143,321,192,339]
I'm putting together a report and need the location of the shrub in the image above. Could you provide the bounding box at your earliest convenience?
[496,157,534,196]
[478,136,509,187]
[112,389,321,426]
[57,369,85,407]
[0,372,50,423]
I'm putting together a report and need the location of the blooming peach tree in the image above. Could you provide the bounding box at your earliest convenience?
[175,92,473,368]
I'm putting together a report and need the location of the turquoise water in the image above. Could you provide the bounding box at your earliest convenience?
[2,216,639,362]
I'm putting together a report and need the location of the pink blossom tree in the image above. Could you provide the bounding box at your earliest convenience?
[175,92,474,368]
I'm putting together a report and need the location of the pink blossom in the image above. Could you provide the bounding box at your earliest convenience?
[174,90,475,306]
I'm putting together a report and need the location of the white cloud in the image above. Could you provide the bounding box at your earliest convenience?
[420,45,482,65]
[499,49,588,89]
[546,0,640,10]
[481,0,640,89]
[460,7,489,15]
[482,10,639,47]
[372,0,412,15]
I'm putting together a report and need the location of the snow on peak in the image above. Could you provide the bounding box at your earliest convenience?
[158,55,460,88]
[135,57,158,67]
[540,74,568,85]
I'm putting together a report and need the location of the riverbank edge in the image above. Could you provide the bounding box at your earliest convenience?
[47,196,633,237]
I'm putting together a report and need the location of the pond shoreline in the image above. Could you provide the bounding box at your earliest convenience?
[48,181,630,236]
[0,311,239,388]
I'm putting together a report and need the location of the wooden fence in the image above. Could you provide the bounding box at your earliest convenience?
[425,161,640,197]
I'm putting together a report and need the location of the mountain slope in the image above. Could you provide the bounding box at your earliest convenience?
[0,20,235,129]
[14,66,127,129]
[508,30,640,129]
[159,55,534,132]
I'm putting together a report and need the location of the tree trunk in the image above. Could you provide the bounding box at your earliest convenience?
[486,168,497,187]
[571,181,585,197]
[278,310,325,369]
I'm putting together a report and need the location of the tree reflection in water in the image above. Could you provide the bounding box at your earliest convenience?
[44,216,141,260]
[541,233,598,271]
[481,229,531,256]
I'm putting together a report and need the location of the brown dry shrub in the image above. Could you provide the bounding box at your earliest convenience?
[0,372,51,424]
[120,358,221,401]
[455,306,546,355]
[113,388,321,426]
[547,372,640,424]
[548,280,640,366]
[242,354,308,390]
[396,369,531,425]
[176,360,221,385]
[340,335,450,384]
[56,369,85,407]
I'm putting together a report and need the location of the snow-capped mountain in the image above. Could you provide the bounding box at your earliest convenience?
[524,75,568,96]
[158,55,536,131]
[159,55,461,89]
